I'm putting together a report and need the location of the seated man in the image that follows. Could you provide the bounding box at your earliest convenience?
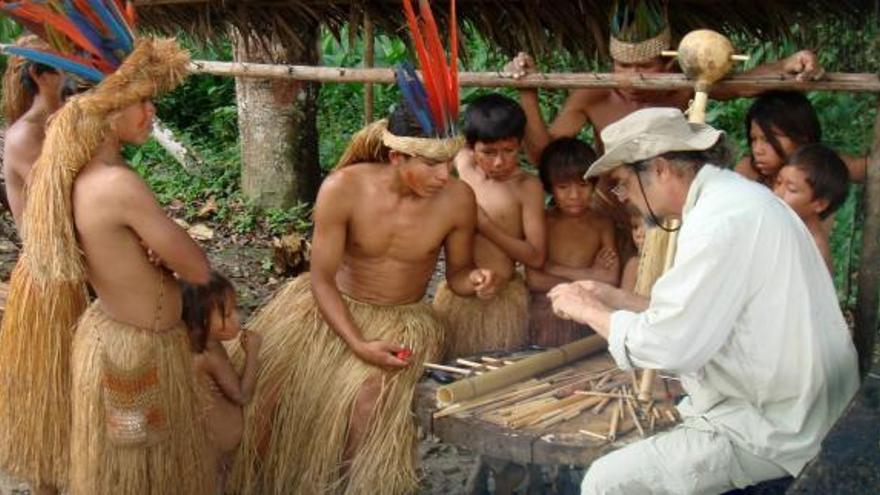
[229,105,497,495]
[773,143,849,273]
[550,108,859,494]
[527,137,618,348]
[434,93,546,358]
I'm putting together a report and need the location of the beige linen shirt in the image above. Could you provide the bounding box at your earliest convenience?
[609,165,859,475]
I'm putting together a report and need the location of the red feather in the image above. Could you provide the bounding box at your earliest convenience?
[418,0,452,127]
[5,3,102,58]
[449,0,458,121]
[124,1,136,27]
[72,0,106,34]
[402,0,443,127]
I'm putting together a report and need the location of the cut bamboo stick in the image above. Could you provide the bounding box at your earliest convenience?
[626,398,646,438]
[456,358,484,368]
[608,401,621,441]
[425,363,472,375]
[579,429,608,442]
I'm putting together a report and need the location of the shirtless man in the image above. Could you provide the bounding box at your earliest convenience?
[51,40,213,493]
[434,93,546,358]
[2,36,64,230]
[528,137,618,347]
[229,105,496,495]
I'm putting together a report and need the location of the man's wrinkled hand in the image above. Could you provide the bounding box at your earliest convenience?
[783,50,825,82]
[502,52,536,80]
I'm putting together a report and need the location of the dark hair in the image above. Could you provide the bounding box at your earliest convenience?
[786,143,849,219]
[181,270,237,353]
[538,137,598,193]
[463,93,526,146]
[21,61,56,98]
[387,104,431,138]
[746,91,821,164]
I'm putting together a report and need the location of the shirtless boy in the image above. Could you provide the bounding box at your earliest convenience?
[2,35,64,229]
[773,143,849,273]
[527,137,618,347]
[228,105,496,495]
[434,93,546,357]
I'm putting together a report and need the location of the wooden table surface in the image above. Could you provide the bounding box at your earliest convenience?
[416,352,677,467]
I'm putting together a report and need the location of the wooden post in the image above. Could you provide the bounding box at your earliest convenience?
[363,12,375,124]
[855,96,880,375]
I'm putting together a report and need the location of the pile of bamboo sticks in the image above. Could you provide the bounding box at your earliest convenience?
[434,363,680,443]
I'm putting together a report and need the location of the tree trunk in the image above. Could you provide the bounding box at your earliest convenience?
[232,29,320,208]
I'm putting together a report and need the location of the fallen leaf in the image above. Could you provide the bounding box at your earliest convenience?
[197,198,218,219]
[188,223,214,241]
[174,218,191,229]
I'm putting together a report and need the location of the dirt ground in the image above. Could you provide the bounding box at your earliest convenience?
[0,209,567,495]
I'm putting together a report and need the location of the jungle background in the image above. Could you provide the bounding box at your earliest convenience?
[0,11,878,494]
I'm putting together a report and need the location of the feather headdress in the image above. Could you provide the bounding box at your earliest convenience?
[336,0,462,169]
[398,0,459,139]
[0,0,137,83]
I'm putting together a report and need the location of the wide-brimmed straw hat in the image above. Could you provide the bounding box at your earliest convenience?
[585,107,723,178]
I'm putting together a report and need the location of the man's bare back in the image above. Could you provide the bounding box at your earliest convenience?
[73,152,209,330]
[4,112,48,228]
[455,151,544,282]
[320,162,478,305]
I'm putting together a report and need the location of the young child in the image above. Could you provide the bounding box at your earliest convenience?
[735,91,821,188]
[773,143,849,273]
[620,213,647,293]
[735,90,866,187]
[433,93,546,357]
[526,137,618,347]
[182,271,262,493]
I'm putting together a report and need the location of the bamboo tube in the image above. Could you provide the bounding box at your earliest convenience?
[579,429,608,442]
[626,398,646,437]
[179,58,880,92]
[592,397,612,414]
[436,335,607,407]
[608,401,621,441]
[424,363,472,375]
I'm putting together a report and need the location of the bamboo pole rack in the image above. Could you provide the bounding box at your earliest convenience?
[185,59,880,92]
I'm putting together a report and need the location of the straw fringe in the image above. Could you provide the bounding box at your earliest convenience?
[335,119,389,169]
[433,276,529,358]
[228,274,444,495]
[69,303,213,494]
[1,35,47,125]
[21,37,190,285]
[528,291,594,348]
[0,260,87,488]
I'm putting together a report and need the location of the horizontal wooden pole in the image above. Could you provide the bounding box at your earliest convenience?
[189,59,880,92]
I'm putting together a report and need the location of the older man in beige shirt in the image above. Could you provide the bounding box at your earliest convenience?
[550,108,859,494]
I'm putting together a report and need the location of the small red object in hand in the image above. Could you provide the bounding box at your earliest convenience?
[396,348,413,360]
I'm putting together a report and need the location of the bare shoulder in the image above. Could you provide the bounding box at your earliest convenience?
[3,121,42,173]
[513,171,545,199]
[74,164,153,211]
[440,178,476,218]
[567,88,609,108]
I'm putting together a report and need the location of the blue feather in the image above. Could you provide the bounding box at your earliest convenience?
[64,1,119,66]
[4,46,104,82]
[395,62,435,136]
[86,0,132,53]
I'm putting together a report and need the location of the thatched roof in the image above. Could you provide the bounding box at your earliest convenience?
[135,0,870,59]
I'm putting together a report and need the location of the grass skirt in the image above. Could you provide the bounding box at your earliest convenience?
[228,274,444,495]
[69,302,213,494]
[528,292,594,348]
[0,261,87,488]
[433,275,528,358]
